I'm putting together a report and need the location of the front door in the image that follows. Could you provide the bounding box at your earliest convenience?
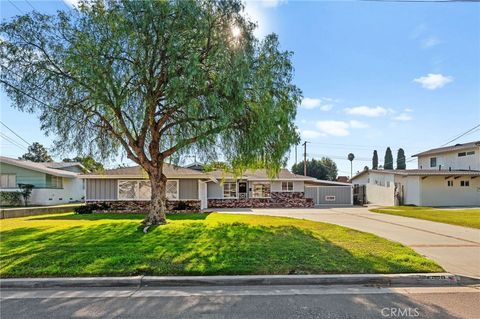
[238,181,247,199]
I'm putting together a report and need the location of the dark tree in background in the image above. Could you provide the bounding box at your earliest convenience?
[396,148,406,170]
[291,157,338,181]
[372,150,378,170]
[347,153,355,178]
[63,156,105,173]
[1,0,301,227]
[19,142,53,162]
[384,147,393,170]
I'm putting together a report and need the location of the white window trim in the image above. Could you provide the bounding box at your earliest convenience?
[166,179,179,200]
[223,181,238,199]
[251,182,271,198]
[281,181,294,192]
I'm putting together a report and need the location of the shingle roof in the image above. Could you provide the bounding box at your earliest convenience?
[412,141,480,157]
[208,168,320,181]
[82,163,209,179]
[351,168,480,181]
[0,156,79,178]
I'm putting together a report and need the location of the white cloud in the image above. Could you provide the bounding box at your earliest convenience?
[315,121,350,137]
[344,106,388,117]
[414,73,453,90]
[422,36,441,49]
[393,113,413,121]
[300,97,321,109]
[300,97,335,111]
[349,120,369,129]
[404,108,413,112]
[259,0,287,8]
[301,130,325,139]
[63,0,79,7]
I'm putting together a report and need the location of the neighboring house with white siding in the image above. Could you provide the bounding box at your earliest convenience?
[81,164,353,210]
[0,156,85,205]
[350,141,480,207]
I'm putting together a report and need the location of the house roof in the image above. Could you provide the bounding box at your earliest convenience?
[350,168,480,181]
[412,141,480,157]
[0,156,80,178]
[81,163,211,179]
[208,168,321,182]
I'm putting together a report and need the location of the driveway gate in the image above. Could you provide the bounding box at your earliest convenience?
[305,186,353,205]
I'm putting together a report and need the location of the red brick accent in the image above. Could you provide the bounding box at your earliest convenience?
[208,192,314,208]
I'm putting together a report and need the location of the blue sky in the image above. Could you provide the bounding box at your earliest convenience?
[1,0,479,175]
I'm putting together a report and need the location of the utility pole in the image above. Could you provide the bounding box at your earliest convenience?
[295,144,298,165]
[302,141,309,176]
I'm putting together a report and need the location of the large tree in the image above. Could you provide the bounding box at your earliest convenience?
[19,142,53,162]
[372,150,378,170]
[63,156,105,173]
[396,148,406,170]
[0,0,301,227]
[384,147,393,170]
[291,157,338,181]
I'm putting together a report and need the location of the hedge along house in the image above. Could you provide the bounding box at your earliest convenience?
[0,156,85,205]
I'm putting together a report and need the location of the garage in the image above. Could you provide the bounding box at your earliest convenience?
[304,181,353,206]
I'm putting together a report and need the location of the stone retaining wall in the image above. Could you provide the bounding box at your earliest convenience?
[208,192,314,208]
[85,200,201,214]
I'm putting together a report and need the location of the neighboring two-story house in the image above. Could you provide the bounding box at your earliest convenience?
[0,156,86,206]
[350,141,480,207]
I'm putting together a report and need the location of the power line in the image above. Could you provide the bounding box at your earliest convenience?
[24,0,36,11]
[7,0,25,14]
[0,132,28,151]
[441,123,480,146]
[0,121,31,146]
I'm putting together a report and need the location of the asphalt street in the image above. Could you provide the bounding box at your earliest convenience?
[1,285,479,319]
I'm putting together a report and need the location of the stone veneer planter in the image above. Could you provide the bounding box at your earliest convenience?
[85,200,201,214]
[208,192,314,208]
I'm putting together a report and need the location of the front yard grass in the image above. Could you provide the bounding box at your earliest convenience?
[0,212,442,277]
[370,206,480,229]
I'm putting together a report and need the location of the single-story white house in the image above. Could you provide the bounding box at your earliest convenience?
[350,141,480,207]
[0,156,86,205]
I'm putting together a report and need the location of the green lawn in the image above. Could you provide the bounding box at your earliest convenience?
[370,206,480,229]
[0,212,442,277]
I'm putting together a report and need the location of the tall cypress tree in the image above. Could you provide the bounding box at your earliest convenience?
[372,150,378,169]
[384,147,393,170]
[396,148,406,170]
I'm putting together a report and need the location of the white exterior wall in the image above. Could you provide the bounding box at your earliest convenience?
[12,177,85,205]
[417,146,480,170]
[352,171,395,206]
[420,176,480,207]
[395,175,421,206]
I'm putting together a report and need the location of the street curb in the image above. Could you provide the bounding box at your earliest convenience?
[2,273,478,289]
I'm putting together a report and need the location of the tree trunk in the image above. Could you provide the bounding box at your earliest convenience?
[142,170,168,230]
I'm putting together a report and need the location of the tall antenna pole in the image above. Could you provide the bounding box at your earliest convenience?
[302,141,309,176]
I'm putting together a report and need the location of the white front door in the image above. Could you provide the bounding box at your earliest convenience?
[198,181,208,209]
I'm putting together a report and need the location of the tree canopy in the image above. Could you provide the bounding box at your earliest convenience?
[291,158,338,181]
[372,150,378,170]
[396,148,406,170]
[63,155,104,173]
[384,147,393,170]
[19,142,53,162]
[1,0,301,225]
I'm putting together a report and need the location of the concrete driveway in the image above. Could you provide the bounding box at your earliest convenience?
[217,207,480,278]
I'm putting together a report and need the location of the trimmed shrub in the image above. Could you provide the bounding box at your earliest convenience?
[74,205,94,214]
[0,191,23,206]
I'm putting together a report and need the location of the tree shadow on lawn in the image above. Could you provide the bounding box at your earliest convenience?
[0,221,441,277]
[28,212,211,222]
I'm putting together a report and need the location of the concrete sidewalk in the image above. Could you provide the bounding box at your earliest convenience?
[217,207,480,277]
